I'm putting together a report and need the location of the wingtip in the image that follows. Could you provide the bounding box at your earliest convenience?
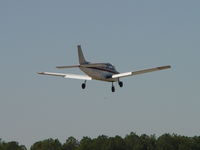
[37,72,44,75]
[158,65,171,70]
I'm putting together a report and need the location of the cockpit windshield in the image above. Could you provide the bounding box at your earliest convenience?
[106,63,116,70]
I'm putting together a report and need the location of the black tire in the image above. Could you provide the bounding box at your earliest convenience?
[82,83,86,89]
[119,81,123,87]
[111,86,115,92]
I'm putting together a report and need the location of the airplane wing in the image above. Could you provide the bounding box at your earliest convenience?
[37,72,92,80]
[112,65,171,78]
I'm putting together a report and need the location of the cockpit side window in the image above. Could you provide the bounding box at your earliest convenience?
[107,64,115,70]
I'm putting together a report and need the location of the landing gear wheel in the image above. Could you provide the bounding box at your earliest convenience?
[81,80,87,89]
[111,86,115,92]
[119,81,123,87]
[81,83,86,89]
[111,82,115,92]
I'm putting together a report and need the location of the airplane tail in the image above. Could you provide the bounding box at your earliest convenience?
[78,45,87,64]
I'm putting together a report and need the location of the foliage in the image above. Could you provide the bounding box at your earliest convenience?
[0,139,26,150]
[1,133,200,150]
[30,138,62,150]
[62,136,79,150]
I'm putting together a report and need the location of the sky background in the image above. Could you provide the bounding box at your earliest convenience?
[0,0,200,148]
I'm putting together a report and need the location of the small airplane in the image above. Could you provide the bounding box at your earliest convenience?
[38,45,171,92]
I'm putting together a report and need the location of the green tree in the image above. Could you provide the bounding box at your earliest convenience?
[156,134,178,150]
[77,137,93,150]
[1,132,200,150]
[0,141,26,150]
[91,135,108,150]
[106,136,126,150]
[124,132,140,150]
[191,136,200,150]
[30,138,62,150]
[0,139,2,150]
[175,135,192,150]
[132,134,156,150]
[62,136,79,150]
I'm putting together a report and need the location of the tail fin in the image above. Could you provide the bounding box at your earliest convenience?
[78,45,87,64]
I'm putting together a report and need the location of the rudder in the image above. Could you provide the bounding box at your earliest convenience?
[77,45,87,64]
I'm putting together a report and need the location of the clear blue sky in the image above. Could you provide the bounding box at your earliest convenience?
[0,0,200,148]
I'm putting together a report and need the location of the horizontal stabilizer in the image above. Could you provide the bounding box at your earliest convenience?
[56,65,80,69]
[81,63,107,68]
[37,72,92,80]
[56,63,108,69]
[112,65,171,78]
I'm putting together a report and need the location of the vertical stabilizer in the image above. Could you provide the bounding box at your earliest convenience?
[78,45,87,64]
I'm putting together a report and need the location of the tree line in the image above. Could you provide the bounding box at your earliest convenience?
[1,132,200,150]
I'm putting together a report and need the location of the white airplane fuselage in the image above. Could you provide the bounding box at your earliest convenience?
[79,63,119,82]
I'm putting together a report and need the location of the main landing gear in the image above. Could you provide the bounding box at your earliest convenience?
[81,80,86,89]
[111,82,115,92]
[111,80,123,92]
[81,80,123,92]
[118,81,123,87]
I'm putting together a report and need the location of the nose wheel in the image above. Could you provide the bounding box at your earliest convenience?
[81,80,86,89]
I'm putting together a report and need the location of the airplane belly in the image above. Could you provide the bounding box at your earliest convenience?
[80,67,117,82]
